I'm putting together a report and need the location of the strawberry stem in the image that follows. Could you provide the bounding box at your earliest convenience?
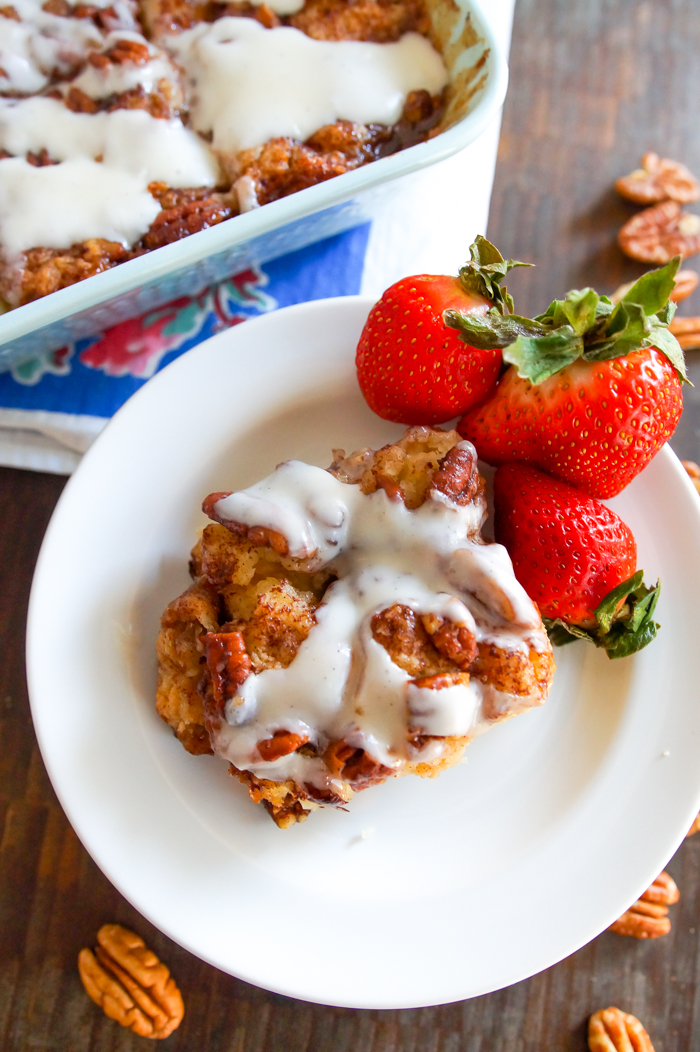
[542,572,661,659]
[457,235,532,315]
[446,256,689,384]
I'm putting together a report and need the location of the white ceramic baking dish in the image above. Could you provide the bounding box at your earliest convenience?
[0,0,507,370]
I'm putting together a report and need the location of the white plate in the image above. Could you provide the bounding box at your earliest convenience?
[27,297,700,1010]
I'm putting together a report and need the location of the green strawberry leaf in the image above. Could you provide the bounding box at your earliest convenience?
[502,327,584,383]
[618,256,681,316]
[443,308,550,350]
[584,301,652,361]
[542,618,591,646]
[451,256,688,385]
[457,235,532,315]
[536,288,600,336]
[594,570,645,632]
[544,573,661,659]
[644,322,689,383]
[656,301,676,326]
[603,618,658,660]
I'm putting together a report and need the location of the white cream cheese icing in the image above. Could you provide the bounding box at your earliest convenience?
[0,98,219,186]
[0,99,221,253]
[207,447,550,796]
[168,18,448,155]
[0,156,161,255]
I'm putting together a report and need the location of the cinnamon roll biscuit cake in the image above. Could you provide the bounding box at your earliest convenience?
[156,427,555,827]
[0,0,465,307]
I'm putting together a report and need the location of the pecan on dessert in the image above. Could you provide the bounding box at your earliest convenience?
[616,152,700,205]
[608,870,679,939]
[78,924,184,1039]
[619,200,700,263]
[588,1007,655,1052]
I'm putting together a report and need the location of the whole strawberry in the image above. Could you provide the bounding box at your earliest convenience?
[449,258,687,498]
[494,462,660,658]
[356,236,529,425]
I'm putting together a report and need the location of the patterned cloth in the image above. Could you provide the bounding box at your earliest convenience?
[0,226,371,472]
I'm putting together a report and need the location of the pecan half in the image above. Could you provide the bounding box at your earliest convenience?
[204,630,252,710]
[427,442,479,506]
[78,924,184,1039]
[324,740,393,789]
[588,1007,655,1052]
[609,870,678,938]
[611,267,698,305]
[615,152,700,205]
[420,612,477,668]
[669,315,700,350]
[642,870,679,905]
[257,729,308,761]
[619,200,700,262]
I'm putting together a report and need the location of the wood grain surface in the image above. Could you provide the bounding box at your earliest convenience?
[2,0,700,1048]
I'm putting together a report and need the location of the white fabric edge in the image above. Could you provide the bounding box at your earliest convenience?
[0,408,107,474]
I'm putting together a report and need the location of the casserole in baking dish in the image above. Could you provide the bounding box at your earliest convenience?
[0,0,507,368]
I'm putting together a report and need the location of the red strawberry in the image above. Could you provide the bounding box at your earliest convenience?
[461,347,682,498]
[356,237,529,425]
[447,258,687,498]
[494,462,660,658]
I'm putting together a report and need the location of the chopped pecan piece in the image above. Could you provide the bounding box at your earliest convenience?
[410,671,462,690]
[26,148,58,166]
[669,315,700,350]
[65,86,101,113]
[611,267,698,305]
[324,740,393,788]
[257,729,308,761]
[0,4,20,17]
[687,808,700,835]
[618,200,700,263]
[588,1007,655,1052]
[203,630,252,710]
[420,611,477,667]
[105,82,178,119]
[427,442,479,506]
[609,870,678,938]
[616,152,700,205]
[78,924,184,1039]
[104,37,152,64]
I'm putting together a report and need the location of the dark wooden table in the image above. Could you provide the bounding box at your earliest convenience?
[2,1,700,1048]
